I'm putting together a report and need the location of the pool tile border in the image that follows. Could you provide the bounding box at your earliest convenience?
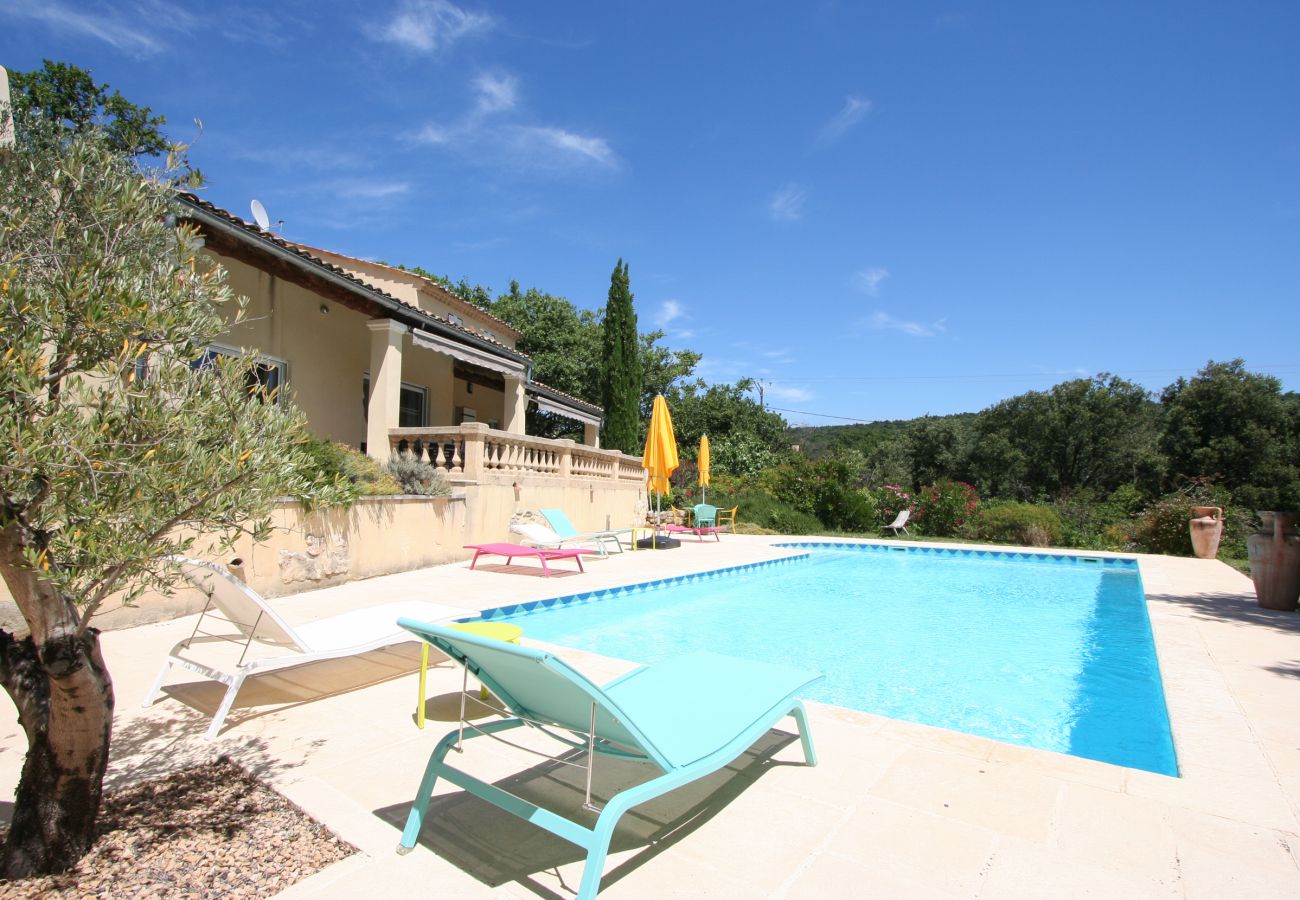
[470,552,812,621]
[773,540,1138,570]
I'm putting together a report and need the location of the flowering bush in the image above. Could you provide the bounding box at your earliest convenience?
[914,480,979,536]
[873,484,913,524]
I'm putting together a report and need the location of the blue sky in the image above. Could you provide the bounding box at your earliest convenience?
[3,1,1298,425]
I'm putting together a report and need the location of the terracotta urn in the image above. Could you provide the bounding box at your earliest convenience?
[1188,506,1223,559]
[1247,512,1300,611]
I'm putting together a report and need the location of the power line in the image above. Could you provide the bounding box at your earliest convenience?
[767,406,878,424]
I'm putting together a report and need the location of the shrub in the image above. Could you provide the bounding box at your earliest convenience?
[1130,494,1196,555]
[872,484,913,524]
[386,452,452,496]
[734,491,824,534]
[974,502,1064,547]
[914,480,979,536]
[299,437,400,500]
[765,454,877,531]
[1130,479,1247,558]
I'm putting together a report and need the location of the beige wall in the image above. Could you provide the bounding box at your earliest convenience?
[452,375,505,427]
[219,254,372,446]
[0,495,470,633]
[0,472,644,633]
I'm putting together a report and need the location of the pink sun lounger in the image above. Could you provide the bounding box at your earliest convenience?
[661,524,725,542]
[464,542,595,576]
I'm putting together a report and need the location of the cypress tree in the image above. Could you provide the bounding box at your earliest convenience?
[601,259,641,452]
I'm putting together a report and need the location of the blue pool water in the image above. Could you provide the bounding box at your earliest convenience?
[484,544,1178,776]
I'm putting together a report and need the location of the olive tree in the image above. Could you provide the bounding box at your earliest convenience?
[0,128,343,875]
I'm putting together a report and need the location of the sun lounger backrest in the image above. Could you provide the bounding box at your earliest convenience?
[511,522,564,545]
[540,509,578,538]
[172,557,306,650]
[398,619,668,767]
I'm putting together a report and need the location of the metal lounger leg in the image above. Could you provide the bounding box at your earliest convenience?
[142,658,175,707]
[398,718,529,853]
[791,700,818,766]
[204,672,246,742]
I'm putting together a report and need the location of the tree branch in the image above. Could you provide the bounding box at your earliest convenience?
[75,468,255,636]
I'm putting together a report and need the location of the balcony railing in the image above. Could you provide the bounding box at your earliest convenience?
[389,423,645,484]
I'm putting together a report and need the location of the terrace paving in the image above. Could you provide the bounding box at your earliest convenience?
[1,535,1298,897]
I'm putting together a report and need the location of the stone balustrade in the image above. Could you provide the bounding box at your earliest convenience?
[389,423,645,484]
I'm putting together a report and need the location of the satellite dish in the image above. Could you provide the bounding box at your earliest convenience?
[250,199,270,231]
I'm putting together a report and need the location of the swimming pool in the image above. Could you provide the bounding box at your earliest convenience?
[477,543,1178,776]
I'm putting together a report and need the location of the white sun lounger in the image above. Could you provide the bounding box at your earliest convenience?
[511,521,625,558]
[143,557,464,740]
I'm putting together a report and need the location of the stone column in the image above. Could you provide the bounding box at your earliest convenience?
[365,318,408,461]
[459,422,489,480]
[583,421,601,448]
[503,375,528,434]
[556,439,575,478]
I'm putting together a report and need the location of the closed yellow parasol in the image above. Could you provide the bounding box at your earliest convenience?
[642,394,680,497]
[698,434,710,502]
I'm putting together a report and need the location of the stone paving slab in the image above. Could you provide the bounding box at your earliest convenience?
[1,535,1298,897]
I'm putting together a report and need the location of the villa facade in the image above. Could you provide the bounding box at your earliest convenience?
[177,194,604,456]
[156,195,648,600]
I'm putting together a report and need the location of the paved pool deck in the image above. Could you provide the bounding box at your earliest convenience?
[1,536,1297,897]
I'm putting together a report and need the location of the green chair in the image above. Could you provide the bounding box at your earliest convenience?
[395,619,821,899]
[692,503,719,528]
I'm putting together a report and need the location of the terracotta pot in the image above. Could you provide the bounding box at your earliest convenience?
[1188,506,1223,559]
[1247,512,1300,611]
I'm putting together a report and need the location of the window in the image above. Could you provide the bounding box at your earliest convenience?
[192,345,286,402]
[362,375,428,427]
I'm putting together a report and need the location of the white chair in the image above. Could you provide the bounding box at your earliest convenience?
[886,509,911,536]
[143,557,464,740]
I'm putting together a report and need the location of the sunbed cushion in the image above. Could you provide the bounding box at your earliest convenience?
[293,601,466,653]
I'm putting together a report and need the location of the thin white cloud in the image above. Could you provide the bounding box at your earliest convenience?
[769,183,808,222]
[853,267,890,296]
[232,143,369,172]
[409,72,618,174]
[412,123,455,145]
[0,0,165,53]
[373,0,492,53]
[767,385,814,403]
[516,126,618,169]
[0,1,302,53]
[656,299,685,327]
[870,311,947,338]
[333,179,412,200]
[818,95,873,145]
[474,72,518,114]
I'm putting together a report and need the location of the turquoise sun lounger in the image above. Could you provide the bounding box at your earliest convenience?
[395,619,822,899]
[540,508,629,557]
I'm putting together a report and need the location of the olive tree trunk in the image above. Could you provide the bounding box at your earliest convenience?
[0,540,114,878]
